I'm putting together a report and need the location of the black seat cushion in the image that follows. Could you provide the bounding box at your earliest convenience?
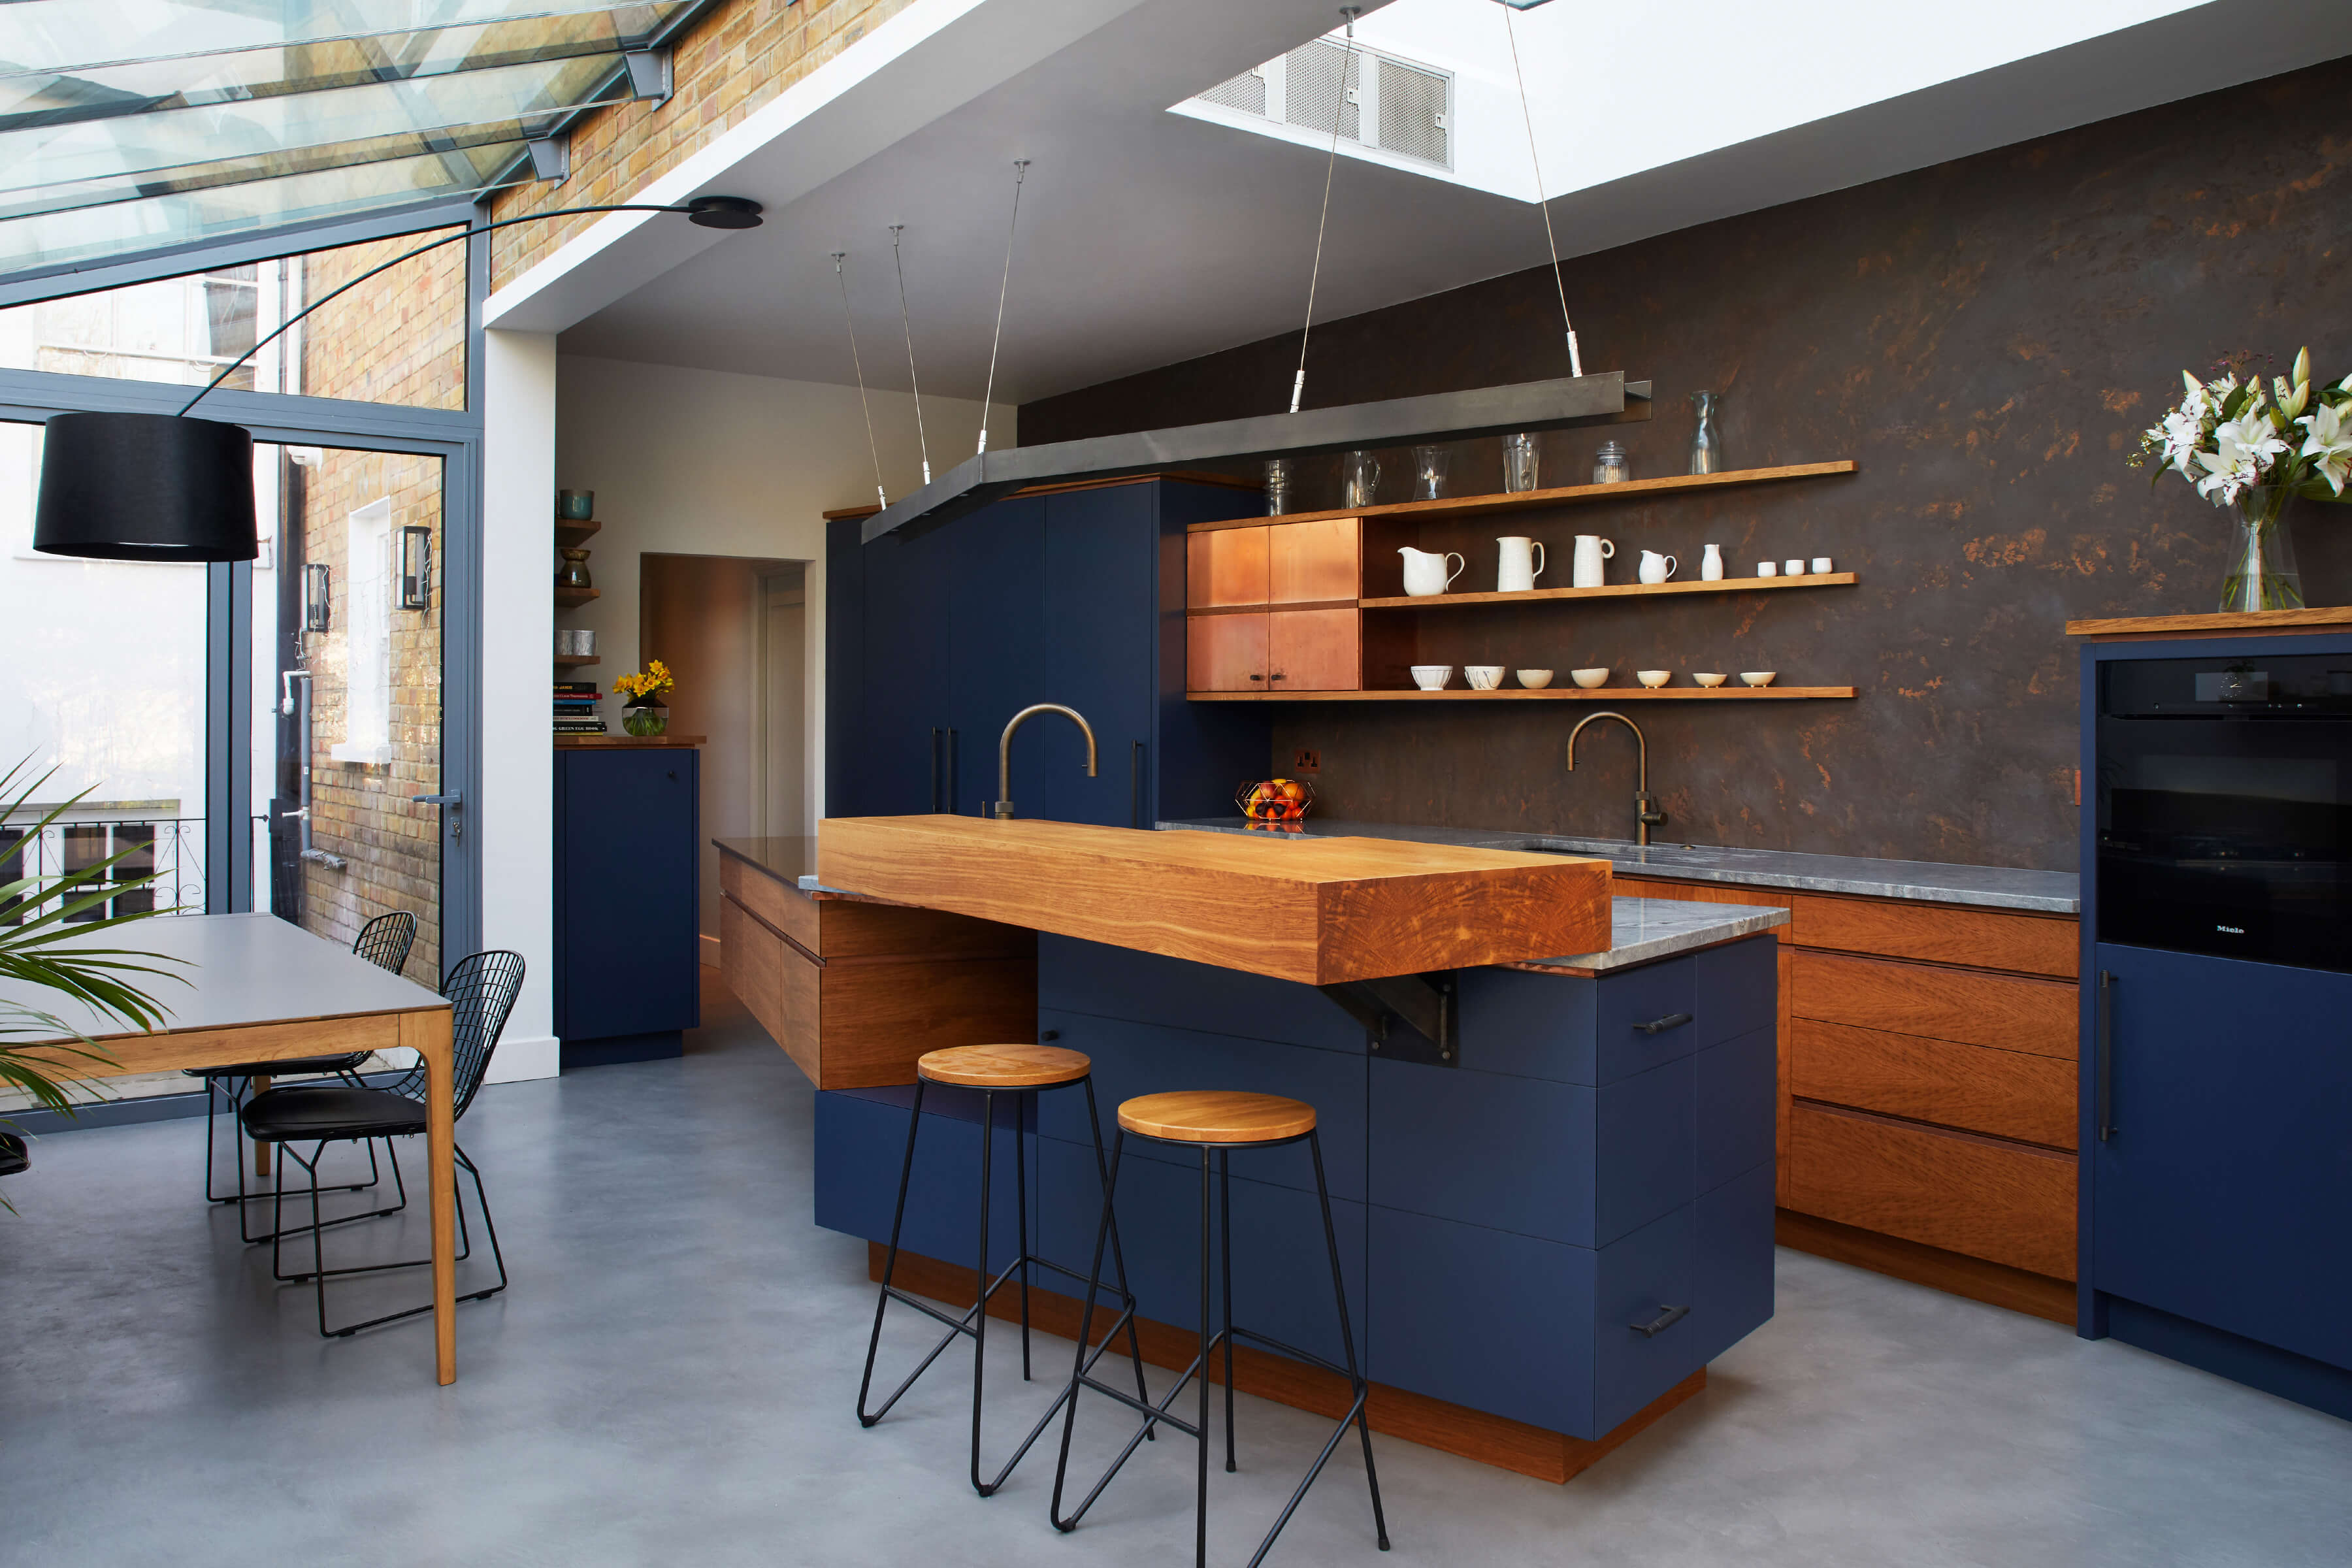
[183,1053,369,1080]
[0,1131,26,1177]
[240,1086,426,1143]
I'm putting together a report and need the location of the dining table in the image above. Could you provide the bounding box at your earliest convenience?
[16,912,462,1384]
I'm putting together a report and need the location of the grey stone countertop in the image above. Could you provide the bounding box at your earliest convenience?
[1515,897,1788,974]
[1160,817,2079,914]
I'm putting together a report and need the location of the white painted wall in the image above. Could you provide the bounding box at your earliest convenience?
[552,353,1011,830]
[480,328,560,1083]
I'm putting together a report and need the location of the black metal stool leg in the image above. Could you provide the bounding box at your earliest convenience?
[1015,1090,1032,1382]
[858,1079,929,1428]
[1220,1147,1236,1474]
[1197,1148,1213,1568]
[970,1090,994,1496]
[1081,1078,1154,1431]
[1305,1129,1388,1558]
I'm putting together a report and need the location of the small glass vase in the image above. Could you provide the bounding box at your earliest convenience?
[1689,391,1723,475]
[2219,486,2304,613]
[623,703,668,738]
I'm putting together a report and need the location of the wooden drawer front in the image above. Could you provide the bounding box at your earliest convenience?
[817,900,1035,963]
[720,853,817,952]
[1615,877,1795,943]
[1269,517,1358,603]
[1788,1103,2076,1278]
[816,956,1038,1090]
[1792,894,2077,979]
[1186,612,1267,692]
[1791,950,2075,1059]
[1267,608,1360,691]
[1186,525,1268,608]
[1791,1019,2076,1149]
[720,895,808,1079]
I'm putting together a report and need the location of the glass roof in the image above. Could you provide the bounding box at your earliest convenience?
[0,2,691,281]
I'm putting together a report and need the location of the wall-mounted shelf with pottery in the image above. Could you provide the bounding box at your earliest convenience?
[554,586,600,609]
[1184,461,1860,697]
[552,653,600,668]
[555,517,602,549]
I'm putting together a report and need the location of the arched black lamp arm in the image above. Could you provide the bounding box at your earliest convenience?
[177,199,755,416]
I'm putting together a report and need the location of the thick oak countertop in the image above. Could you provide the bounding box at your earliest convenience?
[815,815,1612,985]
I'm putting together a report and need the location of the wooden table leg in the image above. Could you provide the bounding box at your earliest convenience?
[403,1009,459,1386]
[252,1075,272,1177]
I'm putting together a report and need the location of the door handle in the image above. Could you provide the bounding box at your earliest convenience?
[411,791,462,843]
[930,728,943,812]
[1130,740,1145,830]
[1248,673,1265,682]
[1633,1011,1692,1036]
[1631,1303,1689,1338]
[2095,969,2117,1142]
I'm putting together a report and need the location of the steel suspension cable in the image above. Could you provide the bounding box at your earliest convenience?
[1501,3,1582,376]
[975,159,1030,457]
[889,224,932,485]
[1289,7,1361,414]
[832,252,890,511]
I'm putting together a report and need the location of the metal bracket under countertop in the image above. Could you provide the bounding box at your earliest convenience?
[1319,971,1459,1066]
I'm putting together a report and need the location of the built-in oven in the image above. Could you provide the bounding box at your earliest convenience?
[2095,649,2352,973]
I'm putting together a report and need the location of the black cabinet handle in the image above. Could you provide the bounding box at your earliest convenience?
[929,727,945,813]
[1633,1012,1693,1036]
[944,728,958,815]
[1130,740,1145,830]
[1249,673,1265,682]
[1039,1029,1061,1042]
[2095,969,2117,1142]
[1631,1303,1689,1338]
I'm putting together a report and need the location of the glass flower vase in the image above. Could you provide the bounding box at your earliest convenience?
[2219,486,2304,613]
[623,704,668,738]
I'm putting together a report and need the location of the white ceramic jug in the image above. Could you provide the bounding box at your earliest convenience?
[1571,535,1614,588]
[1399,546,1465,597]
[1700,544,1724,581]
[1496,536,1546,593]
[1638,549,1678,584]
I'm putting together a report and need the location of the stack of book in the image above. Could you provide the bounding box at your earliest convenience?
[555,682,606,736]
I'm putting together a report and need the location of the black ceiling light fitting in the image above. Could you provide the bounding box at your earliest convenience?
[31,195,764,563]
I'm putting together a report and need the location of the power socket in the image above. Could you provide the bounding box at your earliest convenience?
[1294,749,1320,774]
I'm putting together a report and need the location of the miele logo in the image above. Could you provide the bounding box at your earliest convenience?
[2216,924,2247,934]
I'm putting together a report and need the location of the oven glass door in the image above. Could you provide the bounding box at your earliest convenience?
[2097,653,2352,972]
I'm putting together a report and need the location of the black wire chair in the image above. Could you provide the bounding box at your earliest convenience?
[241,949,524,1339]
[189,911,419,1220]
[0,1131,27,1177]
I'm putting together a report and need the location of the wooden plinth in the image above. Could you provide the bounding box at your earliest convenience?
[1774,1209,2074,1324]
[866,1242,1706,1485]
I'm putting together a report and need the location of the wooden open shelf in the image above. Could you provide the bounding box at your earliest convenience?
[1361,571,1855,611]
[1189,685,1857,702]
[552,654,600,668]
[555,519,602,547]
[1185,461,1857,534]
[554,586,600,608]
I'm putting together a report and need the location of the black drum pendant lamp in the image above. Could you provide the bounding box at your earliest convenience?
[30,195,763,563]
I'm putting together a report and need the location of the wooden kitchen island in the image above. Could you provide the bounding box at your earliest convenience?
[734,818,1785,1482]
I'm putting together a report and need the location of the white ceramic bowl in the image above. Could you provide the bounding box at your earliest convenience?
[1693,672,1728,688]
[1571,668,1610,689]
[1740,671,1777,687]
[1464,664,1506,691]
[1516,668,1555,689]
[1637,670,1671,688]
[1410,664,1454,691]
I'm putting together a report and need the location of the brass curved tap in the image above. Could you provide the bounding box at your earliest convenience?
[1567,710,1667,847]
[994,704,1097,819]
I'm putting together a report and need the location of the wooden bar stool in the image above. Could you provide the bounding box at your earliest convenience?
[1050,1090,1390,1567]
[858,1043,1153,1497]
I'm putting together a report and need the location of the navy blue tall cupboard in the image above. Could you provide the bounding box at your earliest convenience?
[2078,629,2352,1420]
[553,742,702,1068]
[826,476,1269,826]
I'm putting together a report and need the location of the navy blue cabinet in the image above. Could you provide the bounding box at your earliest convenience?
[828,477,1267,826]
[2080,632,2352,1420]
[553,745,700,1068]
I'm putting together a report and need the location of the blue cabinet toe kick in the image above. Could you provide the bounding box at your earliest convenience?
[811,932,1780,1474]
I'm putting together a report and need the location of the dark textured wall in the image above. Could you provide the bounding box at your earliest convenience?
[1022,59,2352,872]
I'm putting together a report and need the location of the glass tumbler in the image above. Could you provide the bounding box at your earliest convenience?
[1412,446,1450,500]
[1501,433,1540,493]
[1264,458,1292,516]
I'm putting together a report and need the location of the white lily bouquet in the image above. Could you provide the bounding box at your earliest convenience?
[2132,347,2352,612]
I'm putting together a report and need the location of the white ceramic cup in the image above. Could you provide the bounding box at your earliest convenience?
[1756,561,1778,578]
[1740,671,1777,687]
[1465,665,1505,691]
[1516,669,1555,689]
[1784,559,1805,576]
[1571,534,1614,587]
[1410,664,1454,691]
[1637,670,1671,688]
[1400,547,1465,597]
[1571,668,1610,689]
[1496,536,1546,593]
[1638,550,1678,584]
[1812,557,1833,574]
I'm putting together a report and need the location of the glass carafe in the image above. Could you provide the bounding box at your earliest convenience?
[1689,391,1723,475]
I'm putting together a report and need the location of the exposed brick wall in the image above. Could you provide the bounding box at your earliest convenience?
[486,0,917,288]
[289,239,466,983]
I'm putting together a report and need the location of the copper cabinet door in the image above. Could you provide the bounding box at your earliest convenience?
[1186,613,1269,691]
[1186,526,1269,608]
[1267,608,1360,691]
[1269,517,1359,604]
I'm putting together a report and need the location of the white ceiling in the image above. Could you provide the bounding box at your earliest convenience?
[553,0,2352,407]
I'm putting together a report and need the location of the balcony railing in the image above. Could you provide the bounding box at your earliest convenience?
[0,816,210,923]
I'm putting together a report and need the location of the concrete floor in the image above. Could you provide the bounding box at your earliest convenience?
[5,976,2349,1567]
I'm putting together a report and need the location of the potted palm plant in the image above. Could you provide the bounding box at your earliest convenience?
[1,757,186,1205]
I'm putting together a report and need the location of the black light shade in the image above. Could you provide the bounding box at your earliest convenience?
[32,410,258,562]
[685,195,762,229]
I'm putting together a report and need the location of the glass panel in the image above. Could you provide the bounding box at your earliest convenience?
[0,150,521,276]
[0,225,469,409]
[0,416,212,1111]
[254,442,446,988]
[0,2,681,75]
